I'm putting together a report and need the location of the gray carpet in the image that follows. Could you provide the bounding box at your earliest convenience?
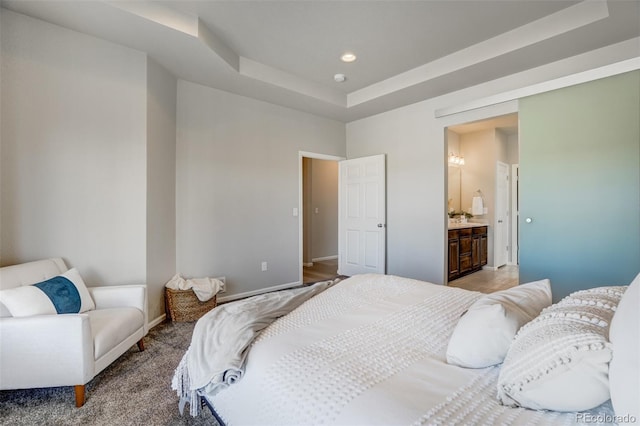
[0,321,218,426]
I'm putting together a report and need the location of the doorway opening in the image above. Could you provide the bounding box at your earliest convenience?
[299,152,343,284]
[445,113,519,292]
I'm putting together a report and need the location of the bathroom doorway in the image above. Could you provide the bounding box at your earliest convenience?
[445,113,519,290]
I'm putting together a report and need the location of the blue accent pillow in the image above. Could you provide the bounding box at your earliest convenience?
[34,276,81,314]
[0,268,95,317]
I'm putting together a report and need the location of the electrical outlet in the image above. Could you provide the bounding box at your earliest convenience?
[261,261,268,272]
[216,276,226,293]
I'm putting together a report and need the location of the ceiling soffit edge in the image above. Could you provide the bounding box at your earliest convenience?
[103,1,610,112]
[347,1,609,107]
[106,0,345,106]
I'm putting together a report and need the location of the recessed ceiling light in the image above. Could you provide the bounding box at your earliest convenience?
[340,53,357,63]
[334,73,346,83]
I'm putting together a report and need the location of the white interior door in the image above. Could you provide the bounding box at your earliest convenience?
[338,154,386,276]
[494,161,509,267]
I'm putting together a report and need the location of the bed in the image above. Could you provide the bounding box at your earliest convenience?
[174,273,639,425]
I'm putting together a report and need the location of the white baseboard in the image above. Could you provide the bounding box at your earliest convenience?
[148,314,166,330]
[482,265,499,271]
[312,255,338,262]
[217,281,302,304]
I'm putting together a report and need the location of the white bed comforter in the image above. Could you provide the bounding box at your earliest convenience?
[173,280,333,415]
[205,274,615,426]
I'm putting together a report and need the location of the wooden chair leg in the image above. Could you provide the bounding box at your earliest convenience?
[137,338,144,352]
[75,384,86,407]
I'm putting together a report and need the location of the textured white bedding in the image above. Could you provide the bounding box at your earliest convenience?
[173,280,332,415]
[204,274,614,425]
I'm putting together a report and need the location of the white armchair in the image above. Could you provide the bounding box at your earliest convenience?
[0,258,147,407]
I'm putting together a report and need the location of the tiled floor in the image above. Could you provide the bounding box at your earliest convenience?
[447,265,519,293]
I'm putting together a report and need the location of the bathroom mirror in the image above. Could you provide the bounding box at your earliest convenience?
[447,165,461,213]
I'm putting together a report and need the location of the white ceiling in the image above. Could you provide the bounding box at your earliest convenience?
[2,0,639,122]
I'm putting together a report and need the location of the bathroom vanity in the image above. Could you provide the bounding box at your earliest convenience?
[448,223,488,281]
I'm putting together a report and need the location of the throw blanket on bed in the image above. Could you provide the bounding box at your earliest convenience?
[172,279,335,416]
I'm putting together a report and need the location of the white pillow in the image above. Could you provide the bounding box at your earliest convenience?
[609,273,639,422]
[0,268,95,317]
[497,286,626,412]
[446,279,552,368]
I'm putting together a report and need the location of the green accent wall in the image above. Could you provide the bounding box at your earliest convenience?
[519,71,640,301]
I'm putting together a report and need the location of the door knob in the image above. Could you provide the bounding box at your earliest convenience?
[377,223,385,228]
[525,217,533,223]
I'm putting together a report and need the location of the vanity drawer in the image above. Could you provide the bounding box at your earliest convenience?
[473,226,487,235]
[459,228,472,237]
[448,230,459,240]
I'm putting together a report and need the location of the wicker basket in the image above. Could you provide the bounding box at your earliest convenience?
[165,288,217,322]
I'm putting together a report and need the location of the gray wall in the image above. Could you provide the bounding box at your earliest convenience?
[0,10,178,322]
[1,10,148,285]
[310,158,338,261]
[303,158,339,264]
[347,98,520,284]
[176,81,345,297]
[1,9,344,315]
[519,71,640,300]
[446,130,461,213]
[506,133,520,165]
[146,58,177,320]
[2,7,637,316]
[347,41,639,285]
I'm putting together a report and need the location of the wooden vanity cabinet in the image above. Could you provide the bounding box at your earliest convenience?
[458,228,473,275]
[448,226,488,281]
[475,227,488,266]
[448,235,459,278]
[472,236,481,269]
